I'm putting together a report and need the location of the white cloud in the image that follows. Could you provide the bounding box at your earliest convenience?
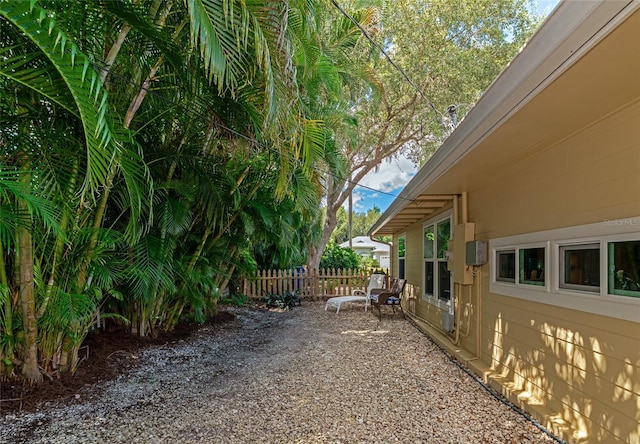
[359,155,418,192]
[350,190,365,210]
[344,154,419,212]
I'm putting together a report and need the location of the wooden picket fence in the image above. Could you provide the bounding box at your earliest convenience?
[243,268,389,300]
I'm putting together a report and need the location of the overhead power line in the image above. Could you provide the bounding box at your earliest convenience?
[329,0,446,125]
[86,58,416,204]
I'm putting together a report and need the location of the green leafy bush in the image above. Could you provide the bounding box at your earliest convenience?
[320,242,361,270]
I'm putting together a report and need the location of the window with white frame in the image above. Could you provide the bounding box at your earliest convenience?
[519,247,546,286]
[493,245,546,287]
[608,240,640,297]
[398,235,406,279]
[559,243,600,292]
[489,219,640,323]
[423,215,451,301]
[496,250,515,282]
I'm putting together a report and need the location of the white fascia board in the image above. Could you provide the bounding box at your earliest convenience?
[370,0,638,236]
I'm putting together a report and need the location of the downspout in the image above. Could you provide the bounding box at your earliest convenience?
[451,194,460,344]
[462,190,483,359]
[452,192,471,347]
[461,191,482,359]
[453,194,459,225]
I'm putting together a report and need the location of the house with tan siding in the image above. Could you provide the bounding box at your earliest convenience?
[369,2,640,443]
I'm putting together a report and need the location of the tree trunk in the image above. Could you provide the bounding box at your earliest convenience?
[308,208,338,269]
[307,174,346,269]
[17,223,42,382]
[0,243,14,362]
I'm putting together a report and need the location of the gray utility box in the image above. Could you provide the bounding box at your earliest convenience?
[441,312,455,333]
[466,240,488,266]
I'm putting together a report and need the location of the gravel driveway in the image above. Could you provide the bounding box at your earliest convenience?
[0,301,560,443]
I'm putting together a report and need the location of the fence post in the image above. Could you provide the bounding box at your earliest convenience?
[312,268,318,300]
[246,267,383,301]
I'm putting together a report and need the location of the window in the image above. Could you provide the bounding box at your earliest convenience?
[398,235,406,279]
[489,219,640,323]
[494,246,545,286]
[496,250,515,282]
[519,247,545,286]
[424,216,452,302]
[608,240,640,297]
[560,244,600,292]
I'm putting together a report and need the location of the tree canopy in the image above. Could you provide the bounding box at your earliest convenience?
[332,206,385,244]
[307,0,541,268]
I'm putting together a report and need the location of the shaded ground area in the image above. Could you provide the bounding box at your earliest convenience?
[0,310,236,416]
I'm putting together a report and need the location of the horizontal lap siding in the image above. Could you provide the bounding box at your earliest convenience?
[481,293,638,428]
[472,101,640,238]
[482,292,639,366]
[470,103,640,442]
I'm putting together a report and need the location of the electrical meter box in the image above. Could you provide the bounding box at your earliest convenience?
[465,240,487,266]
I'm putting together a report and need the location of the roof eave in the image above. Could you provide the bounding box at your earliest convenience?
[369,0,638,237]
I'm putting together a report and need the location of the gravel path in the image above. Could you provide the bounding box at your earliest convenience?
[0,301,559,443]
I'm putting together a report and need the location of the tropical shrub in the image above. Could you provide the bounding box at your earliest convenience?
[261,291,301,310]
[319,242,361,270]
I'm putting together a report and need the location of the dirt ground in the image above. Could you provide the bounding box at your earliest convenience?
[0,310,237,416]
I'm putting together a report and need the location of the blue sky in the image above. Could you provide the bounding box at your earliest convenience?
[351,0,561,214]
[351,155,417,214]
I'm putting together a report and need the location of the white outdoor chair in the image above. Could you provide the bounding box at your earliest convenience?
[325,273,386,313]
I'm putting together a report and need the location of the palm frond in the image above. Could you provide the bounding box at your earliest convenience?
[185,0,252,94]
[0,170,61,247]
[124,234,176,301]
[0,46,79,116]
[37,287,99,333]
[111,138,154,244]
[1,1,120,193]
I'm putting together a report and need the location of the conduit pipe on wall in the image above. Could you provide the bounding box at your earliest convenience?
[452,284,460,344]
[452,282,474,345]
[461,192,468,224]
[460,284,473,338]
[452,284,463,345]
[475,269,482,360]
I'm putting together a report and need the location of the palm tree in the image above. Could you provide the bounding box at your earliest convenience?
[1,0,354,382]
[0,0,124,380]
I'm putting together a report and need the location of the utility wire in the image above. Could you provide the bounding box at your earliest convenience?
[329,0,446,125]
[12,4,420,205]
[87,57,416,203]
